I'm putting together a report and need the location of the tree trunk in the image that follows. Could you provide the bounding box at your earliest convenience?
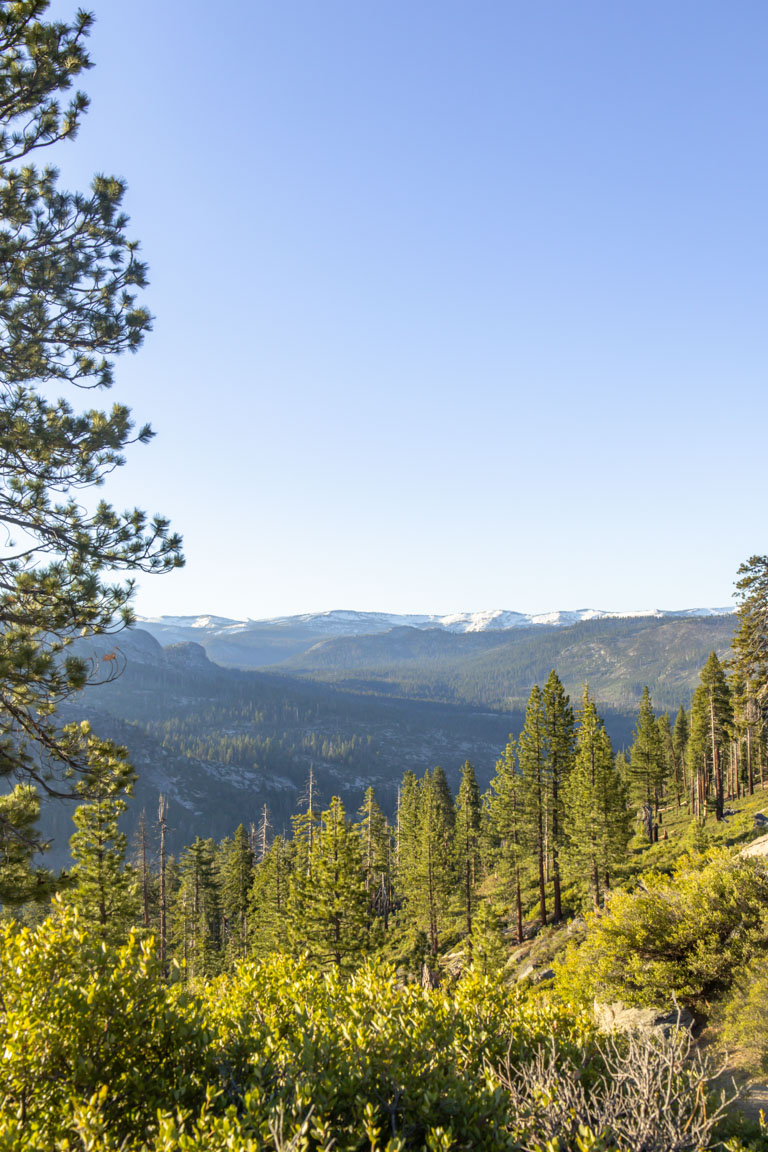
[514,860,523,945]
[158,797,167,966]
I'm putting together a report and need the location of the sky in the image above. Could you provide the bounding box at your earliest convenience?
[45,0,768,620]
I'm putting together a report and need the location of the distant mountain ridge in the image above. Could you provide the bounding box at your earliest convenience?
[137,605,734,646]
[132,608,737,702]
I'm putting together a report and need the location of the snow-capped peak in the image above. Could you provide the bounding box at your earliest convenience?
[135,605,734,642]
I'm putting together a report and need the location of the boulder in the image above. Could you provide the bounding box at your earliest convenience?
[754,812,768,828]
[594,1000,695,1036]
[517,963,556,985]
[741,832,768,859]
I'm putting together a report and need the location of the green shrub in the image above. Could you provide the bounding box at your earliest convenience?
[721,954,768,1075]
[556,851,768,1010]
[0,900,214,1145]
[202,955,596,1150]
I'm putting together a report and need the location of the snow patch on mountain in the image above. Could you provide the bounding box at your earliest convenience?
[136,605,735,641]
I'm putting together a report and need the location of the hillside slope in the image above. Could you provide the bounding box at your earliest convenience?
[279,614,735,710]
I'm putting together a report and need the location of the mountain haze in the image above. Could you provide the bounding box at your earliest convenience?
[136,606,734,675]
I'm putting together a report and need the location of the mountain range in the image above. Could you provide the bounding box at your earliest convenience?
[135,606,734,672]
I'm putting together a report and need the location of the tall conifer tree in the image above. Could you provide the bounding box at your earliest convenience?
[487,735,525,943]
[543,671,575,922]
[219,824,254,964]
[733,555,768,701]
[629,686,665,838]
[291,797,368,969]
[406,767,455,960]
[518,685,549,926]
[249,834,290,957]
[173,837,221,980]
[0,2,182,882]
[454,760,482,950]
[564,690,630,909]
[66,723,137,941]
[357,786,392,930]
[673,707,690,807]
[689,653,732,820]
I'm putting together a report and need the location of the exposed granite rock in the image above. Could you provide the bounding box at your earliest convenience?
[741,832,768,859]
[594,1000,695,1036]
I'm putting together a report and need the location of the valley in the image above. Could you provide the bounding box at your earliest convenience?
[41,609,736,867]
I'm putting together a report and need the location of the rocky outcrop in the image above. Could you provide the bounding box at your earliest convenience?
[741,832,768,859]
[594,1000,695,1036]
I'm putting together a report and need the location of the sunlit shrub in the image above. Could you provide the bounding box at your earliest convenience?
[556,851,768,1010]
[203,955,595,1150]
[0,900,213,1145]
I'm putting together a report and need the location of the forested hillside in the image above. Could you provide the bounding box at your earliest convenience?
[48,616,729,867]
[50,627,531,863]
[278,614,735,710]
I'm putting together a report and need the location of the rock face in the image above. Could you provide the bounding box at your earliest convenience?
[741,832,768,859]
[594,1000,695,1036]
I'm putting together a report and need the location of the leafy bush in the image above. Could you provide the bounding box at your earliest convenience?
[0,900,214,1146]
[203,955,596,1150]
[721,954,768,1074]
[556,851,768,1009]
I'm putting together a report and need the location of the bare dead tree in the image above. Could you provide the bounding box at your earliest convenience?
[493,1018,735,1152]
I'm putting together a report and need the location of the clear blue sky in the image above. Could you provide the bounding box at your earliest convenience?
[47,1,768,619]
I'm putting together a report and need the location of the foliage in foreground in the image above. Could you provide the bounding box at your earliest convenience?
[0,902,739,1152]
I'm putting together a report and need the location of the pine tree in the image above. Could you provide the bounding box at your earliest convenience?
[518,685,549,926]
[689,653,733,821]
[173,837,221,980]
[657,713,679,808]
[454,760,482,951]
[689,685,710,820]
[733,555,768,702]
[487,735,526,943]
[543,671,575,923]
[292,766,319,878]
[732,556,768,796]
[65,723,137,941]
[0,784,57,905]
[357,786,392,930]
[629,686,665,838]
[673,707,690,808]
[131,809,153,932]
[395,770,421,901]
[704,650,733,816]
[157,795,169,967]
[290,797,368,969]
[219,824,254,964]
[0,2,182,875]
[249,834,290,957]
[564,689,630,910]
[401,767,455,961]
